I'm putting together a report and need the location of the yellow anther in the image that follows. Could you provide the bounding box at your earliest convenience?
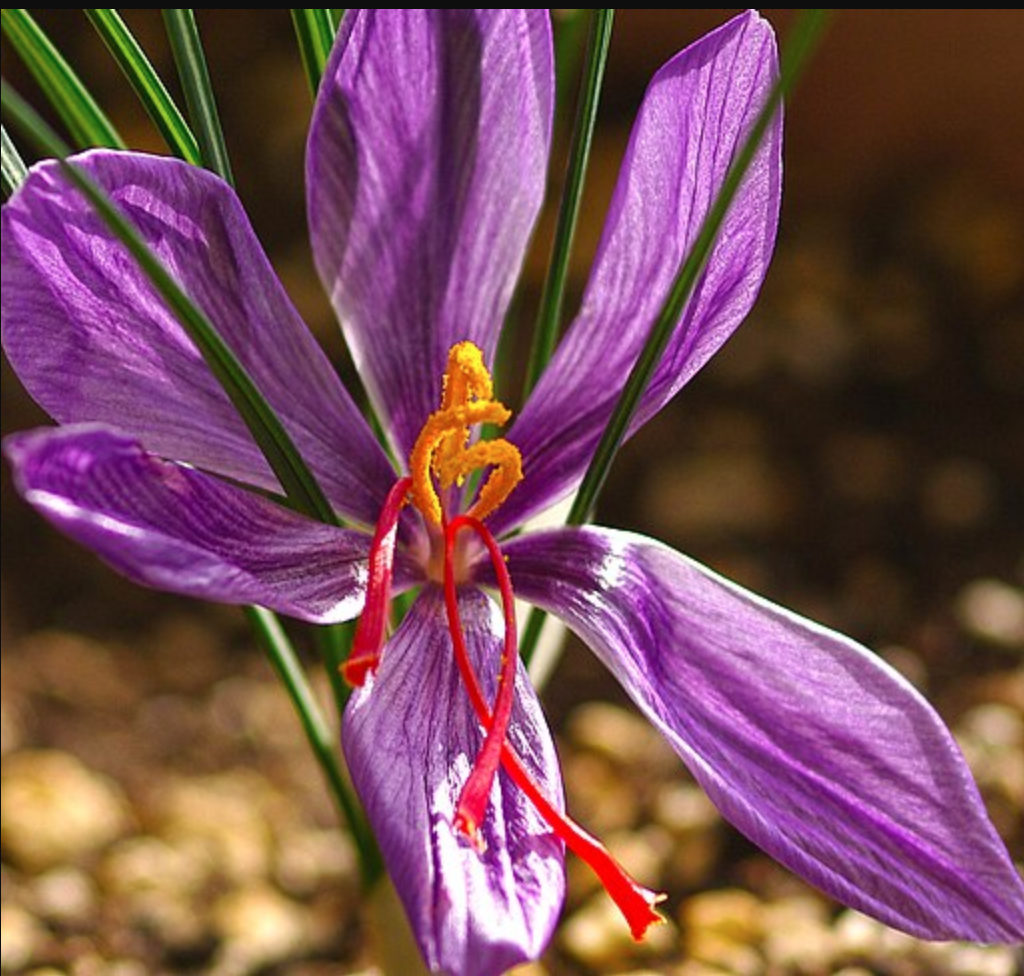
[442,341,494,408]
[460,439,523,522]
[408,342,522,525]
[431,402,511,486]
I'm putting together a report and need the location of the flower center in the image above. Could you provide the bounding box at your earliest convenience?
[408,340,523,526]
[343,342,664,940]
[344,342,519,684]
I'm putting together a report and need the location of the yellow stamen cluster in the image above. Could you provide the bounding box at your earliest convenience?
[408,341,522,525]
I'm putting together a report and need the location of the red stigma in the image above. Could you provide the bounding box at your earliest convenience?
[444,515,519,852]
[441,516,666,940]
[348,341,664,939]
[342,476,411,686]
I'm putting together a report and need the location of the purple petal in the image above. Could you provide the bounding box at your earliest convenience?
[494,11,782,534]
[308,9,553,462]
[3,424,388,623]
[499,526,1024,943]
[343,587,565,976]
[1,150,395,526]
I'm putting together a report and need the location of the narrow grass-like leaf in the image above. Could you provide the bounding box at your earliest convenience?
[4,66,369,872]
[567,10,832,527]
[527,10,833,674]
[84,8,201,164]
[161,10,362,716]
[520,10,614,670]
[520,602,549,673]
[328,9,346,32]
[245,606,382,886]
[1,8,125,150]
[552,8,588,125]
[291,9,336,96]
[315,622,356,726]
[2,79,337,527]
[1,124,28,198]
[524,8,614,397]
[162,9,233,183]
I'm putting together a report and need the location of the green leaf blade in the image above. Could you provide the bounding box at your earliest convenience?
[567,10,832,527]
[245,606,382,886]
[161,9,233,184]
[84,8,201,165]
[2,124,29,197]
[291,9,336,96]
[1,7,125,150]
[1,79,337,527]
[524,8,615,398]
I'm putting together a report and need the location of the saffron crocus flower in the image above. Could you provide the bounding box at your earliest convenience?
[3,9,1022,975]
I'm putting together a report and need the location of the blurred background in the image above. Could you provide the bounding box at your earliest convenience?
[2,10,1022,975]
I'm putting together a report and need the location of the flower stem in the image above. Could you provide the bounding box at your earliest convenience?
[162,9,234,185]
[524,9,615,398]
[244,606,382,887]
[568,9,832,528]
[315,623,356,710]
[84,8,201,165]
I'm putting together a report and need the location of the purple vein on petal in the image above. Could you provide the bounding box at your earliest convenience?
[308,9,554,463]
[1,149,395,527]
[495,10,782,535]
[499,525,1024,943]
[3,424,388,624]
[342,586,565,976]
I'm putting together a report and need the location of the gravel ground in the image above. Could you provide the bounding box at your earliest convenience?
[2,10,1023,975]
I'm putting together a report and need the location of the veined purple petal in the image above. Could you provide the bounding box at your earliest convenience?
[3,425,392,623]
[494,11,782,534]
[308,9,553,463]
[499,526,1024,943]
[1,150,395,527]
[343,587,565,976]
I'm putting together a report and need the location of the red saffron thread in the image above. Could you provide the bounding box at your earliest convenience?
[444,515,519,850]
[342,476,412,687]
[442,516,665,940]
